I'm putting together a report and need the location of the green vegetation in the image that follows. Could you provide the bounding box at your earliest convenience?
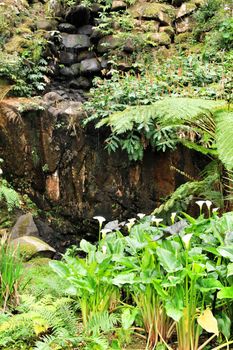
[1,208,233,349]
[0,0,233,349]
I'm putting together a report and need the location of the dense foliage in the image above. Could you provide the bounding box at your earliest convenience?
[1,207,233,349]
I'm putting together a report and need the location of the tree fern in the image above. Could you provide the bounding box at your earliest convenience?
[215,110,233,170]
[96,97,228,161]
[97,97,225,133]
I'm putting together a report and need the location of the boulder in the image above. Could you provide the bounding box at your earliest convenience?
[65,5,90,26]
[90,27,105,41]
[174,32,193,43]
[60,51,78,65]
[43,92,63,104]
[60,63,80,77]
[111,0,127,10]
[77,25,93,35]
[58,23,76,34]
[77,50,95,62]
[147,32,171,46]
[70,63,81,75]
[11,213,39,239]
[60,66,76,77]
[129,3,176,26]
[176,17,195,33]
[159,26,175,36]
[61,34,91,50]
[97,35,121,53]
[80,58,101,74]
[176,1,196,19]
[12,236,56,260]
[134,19,160,33]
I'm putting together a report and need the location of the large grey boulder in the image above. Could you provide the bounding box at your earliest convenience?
[11,213,39,239]
[61,34,91,50]
[80,58,101,74]
[12,236,56,260]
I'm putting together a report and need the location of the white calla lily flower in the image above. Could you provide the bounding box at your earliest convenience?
[102,245,107,254]
[205,200,212,211]
[100,228,112,239]
[182,233,193,249]
[137,213,145,219]
[93,216,106,227]
[151,217,163,227]
[195,200,205,212]
[171,212,177,224]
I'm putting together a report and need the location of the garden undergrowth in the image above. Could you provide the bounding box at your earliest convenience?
[1,203,233,349]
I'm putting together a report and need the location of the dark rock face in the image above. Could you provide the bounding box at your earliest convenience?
[65,5,90,27]
[69,77,91,89]
[77,25,93,35]
[0,98,200,248]
[60,51,78,65]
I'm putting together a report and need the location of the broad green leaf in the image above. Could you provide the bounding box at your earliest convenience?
[112,273,135,286]
[197,309,219,335]
[217,286,233,299]
[217,246,233,262]
[197,278,223,293]
[121,308,138,330]
[217,314,231,339]
[80,239,96,254]
[165,299,183,322]
[227,263,233,277]
[156,247,183,273]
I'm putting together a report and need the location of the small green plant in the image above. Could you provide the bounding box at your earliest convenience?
[50,239,120,329]
[0,235,22,311]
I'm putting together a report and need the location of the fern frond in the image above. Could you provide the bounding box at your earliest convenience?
[97,97,226,134]
[215,110,233,170]
[87,310,119,336]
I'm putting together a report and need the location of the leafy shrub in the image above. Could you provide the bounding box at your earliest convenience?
[0,53,47,97]
[49,208,233,349]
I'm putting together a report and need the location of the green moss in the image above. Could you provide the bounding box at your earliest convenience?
[175,32,193,44]
[130,3,176,20]
[5,36,30,54]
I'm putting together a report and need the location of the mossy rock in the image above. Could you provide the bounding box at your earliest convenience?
[4,35,30,53]
[97,35,122,53]
[174,32,193,44]
[176,1,197,19]
[129,3,176,26]
[146,32,171,46]
[25,257,52,267]
[12,236,56,261]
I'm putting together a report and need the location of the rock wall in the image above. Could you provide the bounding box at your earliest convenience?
[0,96,199,248]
